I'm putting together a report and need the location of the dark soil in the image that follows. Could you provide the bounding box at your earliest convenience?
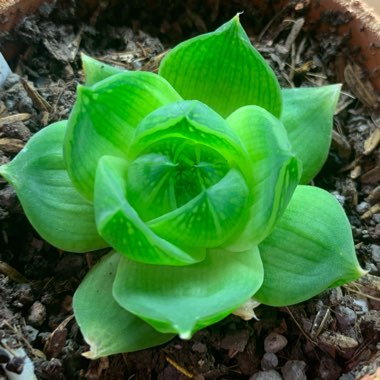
[0,1,379,379]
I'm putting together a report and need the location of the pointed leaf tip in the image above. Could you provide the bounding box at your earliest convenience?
[81,54,124,86]
[113,246,264,337]
[281,84,341,183]
[159,17,281,118]
[1,121,106,252]
[74,252,173,358]
[256,185,364,306]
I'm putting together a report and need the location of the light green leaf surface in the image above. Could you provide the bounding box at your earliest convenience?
[73,252,174,358]
[81,54,124,86]
[113,247,264,338]
[281,85,341,183]
[225,106,301,250]
[127,100,252,222]
[94,155,205,265]
[148,168,249,248]
[128,101,250,178]
[159,16,282,118]
[0,121,106,252]
[255,185,365,306]
[64,71,182,200]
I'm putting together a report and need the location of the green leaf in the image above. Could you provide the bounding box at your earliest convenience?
[113,246,263,338]
[127,100,253,221]
[281,85,341,183]
[225,106,301,250]
[0,121,106,252]
[255,185,365,306]
[94,155,206,265]
[64,71,182,200]
[128,100,249,174]
[148,168,249,248]
[81,54,124,86]
[73,252,174,358]
[159,15,282,118]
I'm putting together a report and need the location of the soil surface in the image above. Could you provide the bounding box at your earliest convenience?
[0,1,379,379]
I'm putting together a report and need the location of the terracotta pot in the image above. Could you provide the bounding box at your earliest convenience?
[0,0,47,32]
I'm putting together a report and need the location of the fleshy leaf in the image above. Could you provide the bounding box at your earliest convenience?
[64,71,182,200]
[127,100,252,222]
[159,15,282,118]
[0,121,106,252]
[81,54,124,86]
[94,155,205,265]
[225,106,301,250]
[73,252,174,358]
[148,168,249,248]
[128,100,250,179]
[255,185,365,306]
[113,247,263,338]
[281,85,341,183]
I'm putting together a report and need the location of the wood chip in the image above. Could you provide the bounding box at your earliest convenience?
[0,138,24,153]
[361,164,380,184]
[344,63,379,109]
[360,203,380,219]
[43,315,73,359]
[367,185,380,204]
[350,165,362,179]
[311,305,330,338]
[332,130,352,160]
[318,331,358,350]
[284,18,305,52]
[0,261,28,283]
[0,101,7,117]
[0,113,32,128]
[166,356,194,378]
[21,78,52,113]
[364,128,380,155]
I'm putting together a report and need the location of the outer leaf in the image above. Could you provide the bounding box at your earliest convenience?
[0,121,106,252]
[281,85,341,183]
[73,252,174,358]
[81,54,124,86]
[94,155,205,265]
[159,15,282,118]
[255,185,365,306]
[113,247,264,338]
[64,71,182,200]
[225,106,301,250]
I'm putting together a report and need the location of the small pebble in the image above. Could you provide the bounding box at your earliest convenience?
[335,306,356,328]
[24,325,39,342]
[373,214,380,223]
[281,360,307,380]
[356,201,369,214]
[250,369,283,380]
[261,352,279,370]
[15,283,34,306]
[318,356,341,379]
[358,124,369,133]
[27,301,46,327]
[264,332,288,353]
[371,244,380,263]
[353,299,369,314]
[3,73,20,89]
[332,191,345,206]
[192,342,207,354]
